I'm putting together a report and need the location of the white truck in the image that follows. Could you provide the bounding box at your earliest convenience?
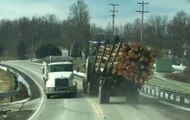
[42,56,77,99]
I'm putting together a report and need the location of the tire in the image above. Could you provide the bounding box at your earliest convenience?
[89,75,99,96]
[125,80,139,104]
[126,87,139,104]
[100,78,112,104]
[100,89,110,104]
[86,57,99,96]
[71,92,77,98]
[82,80,88,93]
[46,94,51,99]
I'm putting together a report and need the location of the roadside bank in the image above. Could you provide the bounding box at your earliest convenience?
[0,65,31,120]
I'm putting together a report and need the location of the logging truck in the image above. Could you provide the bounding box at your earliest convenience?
[83,41,156,104]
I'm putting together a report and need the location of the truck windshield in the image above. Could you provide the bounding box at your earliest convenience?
[49,64,73,72]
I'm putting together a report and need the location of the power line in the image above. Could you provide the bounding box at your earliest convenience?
[92,15,110,19]
[109,3,119,38]
[136,1,149,43]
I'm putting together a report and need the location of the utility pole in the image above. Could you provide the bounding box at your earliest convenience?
[32,35,34,50]
[136,1,149,43]
[109,3,119,39]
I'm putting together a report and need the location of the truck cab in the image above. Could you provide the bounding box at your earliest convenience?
[42,57,77,99]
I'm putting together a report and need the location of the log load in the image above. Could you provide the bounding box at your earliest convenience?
[94,42,157,85]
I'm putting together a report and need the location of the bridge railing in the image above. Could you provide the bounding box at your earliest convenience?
[141,84,190,105]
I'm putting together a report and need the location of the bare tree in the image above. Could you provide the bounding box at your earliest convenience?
[168,11,190,64]
[105,22,112,43]
[123,23,134,42]
[67,0,91,58]
[146,15,168,53]
[132,18,141,42]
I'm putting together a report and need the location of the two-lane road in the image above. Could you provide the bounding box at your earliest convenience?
[3,60,190,120]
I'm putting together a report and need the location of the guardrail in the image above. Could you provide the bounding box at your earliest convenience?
[0,88,19,97]
[0,66,20,103]
[0,88,20,102]
[141,84,190,105]
[74,71,190,106]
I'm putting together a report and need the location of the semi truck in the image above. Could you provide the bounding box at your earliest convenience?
[83,41,156,104]
[42,56,77,99]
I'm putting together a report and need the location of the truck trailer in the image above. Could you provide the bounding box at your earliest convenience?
[83,41,156,104]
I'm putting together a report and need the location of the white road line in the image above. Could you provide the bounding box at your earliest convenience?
[160,101,190,111]
[9,64,45,120]
[27,73,44,120]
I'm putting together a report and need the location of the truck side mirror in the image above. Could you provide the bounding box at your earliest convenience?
[42,67,45,74]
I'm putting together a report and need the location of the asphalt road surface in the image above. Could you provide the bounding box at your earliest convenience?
[2,60,190,120]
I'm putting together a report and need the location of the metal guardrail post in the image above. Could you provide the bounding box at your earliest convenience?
[184,98,190,104]
[141,85,190,106]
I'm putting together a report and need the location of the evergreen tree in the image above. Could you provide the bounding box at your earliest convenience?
[71,42,82,58]
[35,43,62,58]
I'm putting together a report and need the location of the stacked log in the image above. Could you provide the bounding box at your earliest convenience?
[95,43,157,85]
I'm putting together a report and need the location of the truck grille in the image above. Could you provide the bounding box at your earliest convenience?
[55,78,69,87]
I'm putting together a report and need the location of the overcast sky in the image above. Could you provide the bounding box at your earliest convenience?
[0,0,190,27]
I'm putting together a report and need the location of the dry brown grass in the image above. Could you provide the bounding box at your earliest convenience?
[0,68,16,103]
[0,68,14,92]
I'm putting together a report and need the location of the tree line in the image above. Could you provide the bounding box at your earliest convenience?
[118,11,190,65]
[0,1,189,65]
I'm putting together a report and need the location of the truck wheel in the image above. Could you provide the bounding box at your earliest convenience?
[71,93,77,98]
[82,80,88,93]
[100,78,113,104]
[100,84,110,104]
[126,87,139,104]
[100,90,110,104]
[89,76,99,96]
[46,94,51,99]
[125,80,139,104]
[87,60,99,96]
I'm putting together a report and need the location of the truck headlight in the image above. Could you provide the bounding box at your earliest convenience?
[71,82,77,86]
